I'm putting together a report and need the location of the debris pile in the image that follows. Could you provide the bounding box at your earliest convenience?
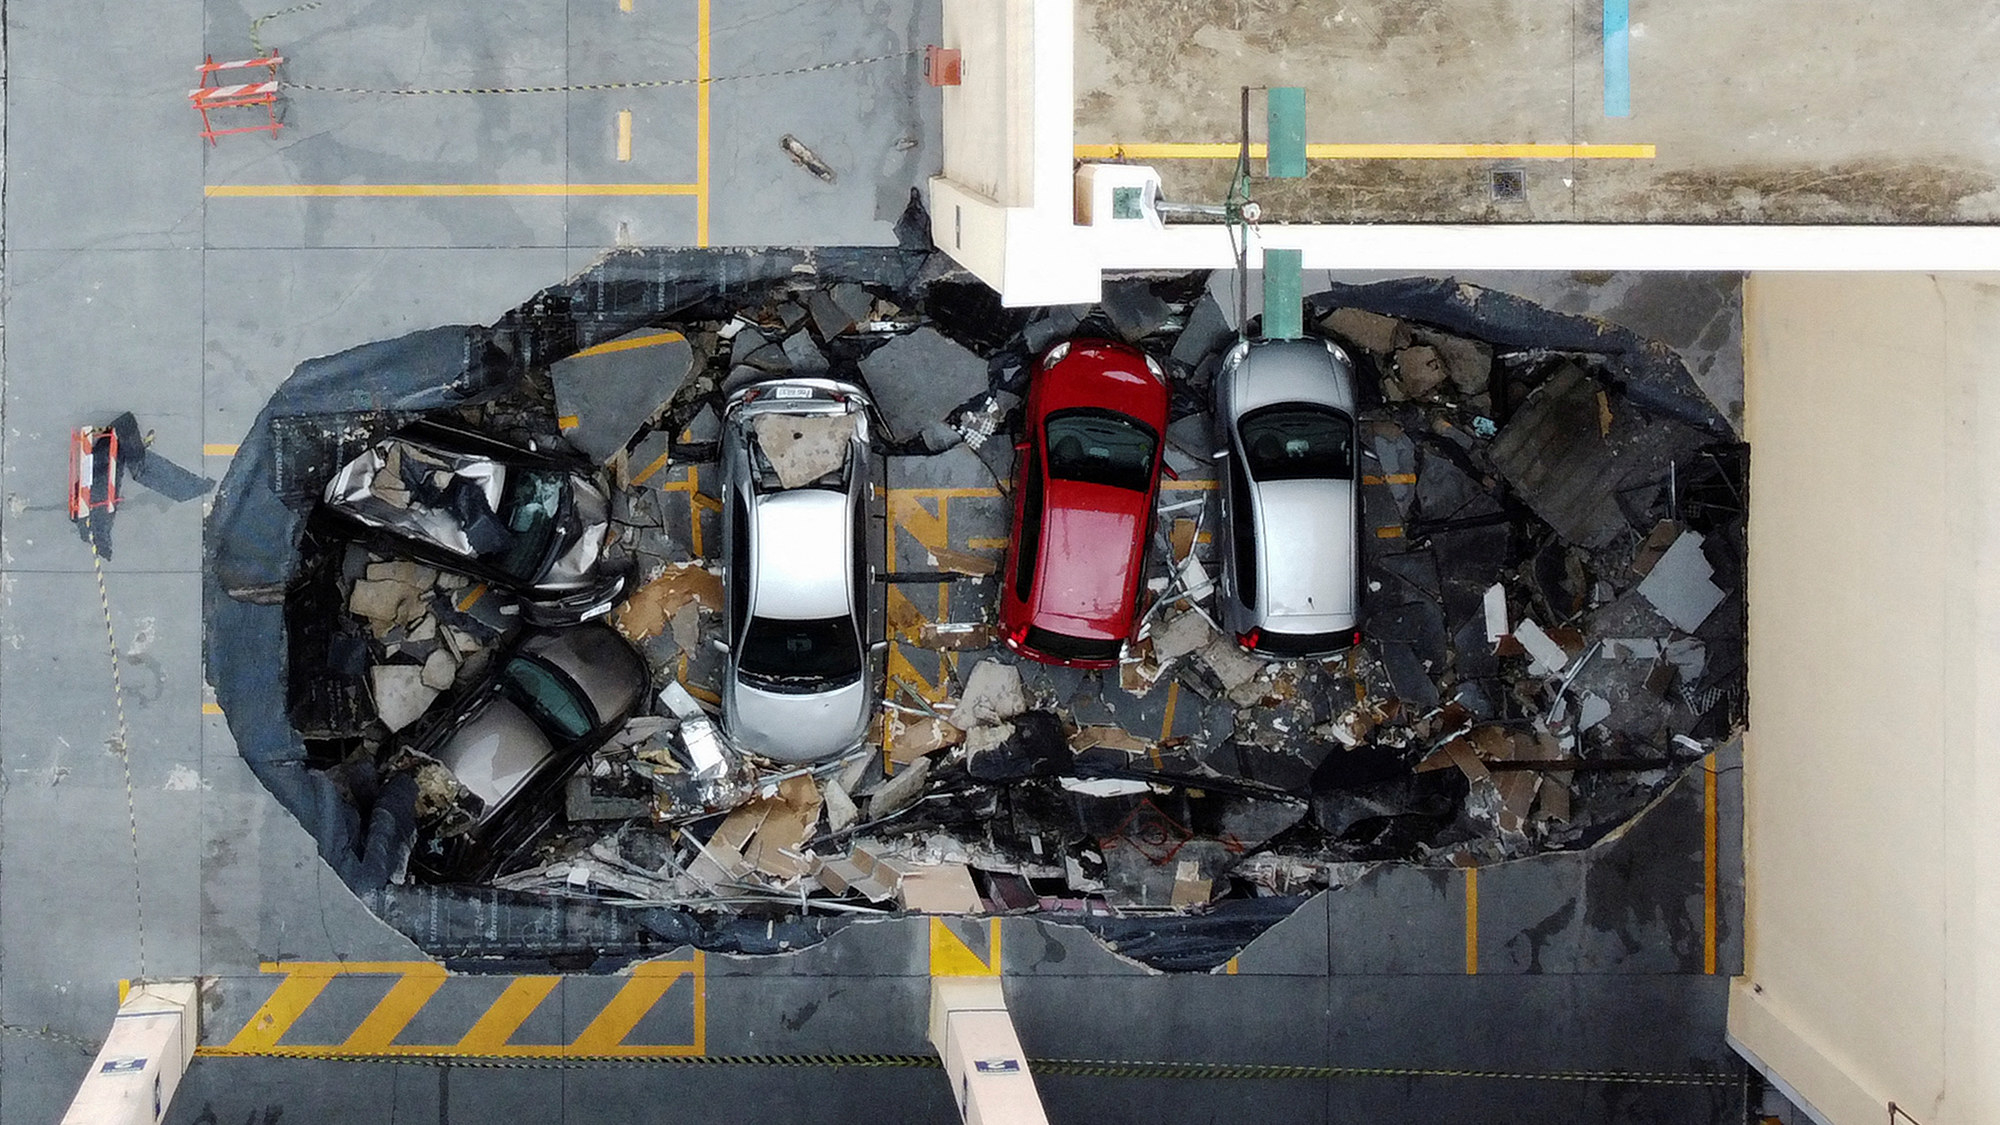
[255,250,1745,964]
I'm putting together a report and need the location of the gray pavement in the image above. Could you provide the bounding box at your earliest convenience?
[2,1,1746,1122]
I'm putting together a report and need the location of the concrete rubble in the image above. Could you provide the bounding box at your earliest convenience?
[280,265,1747,932]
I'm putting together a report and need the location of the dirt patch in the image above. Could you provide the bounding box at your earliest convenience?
[1599,159,2000,223]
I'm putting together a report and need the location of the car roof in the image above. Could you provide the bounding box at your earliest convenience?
[1226,338,1356,417]
[750,489,852,620]
[1030,479,1145,638]
[1252,478,1357,626]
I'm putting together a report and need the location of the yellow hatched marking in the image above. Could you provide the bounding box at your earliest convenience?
[456,584,487,611]
[453,976,560,1053]
[687,465,705,557]
[201,702,224,715]
[341,963,447,1051]
[207,957,704,1058]
[567,959,703,1055]
[929,918,1002,976]
[558,414,580,430]
[965,537,1009,550]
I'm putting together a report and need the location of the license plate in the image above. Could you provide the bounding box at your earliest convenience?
[772,385,813,400]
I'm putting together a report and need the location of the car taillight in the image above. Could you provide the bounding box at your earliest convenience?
[741,388,762,403]
[1350,629,1362,648]
[1006,624,1030,649]
[1238,629,1260,650]
[828,390,848,404]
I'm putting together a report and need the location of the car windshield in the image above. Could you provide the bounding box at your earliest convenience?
[487,469,564,581]
[739,615,862,688]
[499,656,593,741]
[1044,408,1156,492]
[1238,405,1353,482]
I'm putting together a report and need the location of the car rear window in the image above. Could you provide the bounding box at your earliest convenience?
[1044,408,1156,492]
[490,469,565,580]
[1025,625,1122,663]
[500,656,594,741]
[1251,629,1353,658]
[1239,405,1353,482]
[740,614,862,688]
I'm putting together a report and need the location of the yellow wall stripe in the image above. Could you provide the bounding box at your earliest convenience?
[929,918,1002,976]
[206,183,699,198]
[1075,142,1656,161]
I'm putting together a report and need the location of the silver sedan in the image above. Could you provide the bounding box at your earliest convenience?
[1211,337,1362,658]
[719,378,877,763]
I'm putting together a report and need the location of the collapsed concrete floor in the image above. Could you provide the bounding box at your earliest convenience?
[207,240,1746,969]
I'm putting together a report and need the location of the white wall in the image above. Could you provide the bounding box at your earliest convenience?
[1734,273,2000,1125]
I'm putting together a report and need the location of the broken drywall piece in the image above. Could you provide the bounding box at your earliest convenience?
[1512,619,1569,675]
[899,863,983,913]
[1152,610,1214,663]
[1637,530,1727,632]
[917,622,992,650]
[950,659,1026,730]
[371,665,438,732]
[926,546,997,577]
[613,564,722,641]
[1482,583,1509,645]
[1321,307,1411,355]
[888,715,965,765]
[1577,692,1612,730]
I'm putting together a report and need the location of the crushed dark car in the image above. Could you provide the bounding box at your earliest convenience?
[319,420,628,625]
[399,622,650,883]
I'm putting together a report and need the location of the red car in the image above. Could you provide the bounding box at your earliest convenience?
[1000,339,1172,668]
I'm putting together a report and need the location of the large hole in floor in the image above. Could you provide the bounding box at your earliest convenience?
[208,244,1747,971]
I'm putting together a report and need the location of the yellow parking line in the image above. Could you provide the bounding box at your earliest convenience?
[1362,473,1417,486]
[1376,527,1405,539]
[695,0,711,246]
[1463,868,1479,974]
[1160,479,1217,492]
[205,183,699,198]
[573,329,685,359]
[1704,754,1719,974]
[631,449,673,488]
[1075,142,1656,161]
[1153,681,1176,769]
[456,584,487,612]
[617,110,633,162]
[965,537,1009,551]
[203,443,239,457]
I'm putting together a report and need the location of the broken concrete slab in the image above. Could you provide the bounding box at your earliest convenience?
[1101,278,1172,342]
[950,659,1027,730]
[865,757,931,819]
[552,328,696,463]
[1171,293,1235,368]
[1413,329,1493,394]
[1391,345,1449,398]
[1488,364,1631,548]
[1636,530,1727,632]
[888,715,964,765]
[1152,610,1215,663]
[781,330,829,374]
[1321,307,1411,355]
[1022,304,1088,355]
[752,412,857,489]
[857,327,990,442]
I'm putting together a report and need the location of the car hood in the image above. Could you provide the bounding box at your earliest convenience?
[725,676,871,764]
[1033,480,1145,637]
[1257,477,1357,629]
[431,700,557,825]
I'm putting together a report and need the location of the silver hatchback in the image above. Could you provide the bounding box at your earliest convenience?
[1211,338,1362,658]
[719,378,876,763]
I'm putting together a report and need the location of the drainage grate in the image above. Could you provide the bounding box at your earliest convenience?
[1490,168,1526,202]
